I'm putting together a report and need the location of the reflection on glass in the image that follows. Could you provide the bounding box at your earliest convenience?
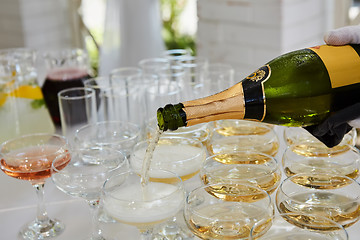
[276,173,360,228]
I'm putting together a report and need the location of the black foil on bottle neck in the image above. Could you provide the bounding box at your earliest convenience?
[242,65,270,121]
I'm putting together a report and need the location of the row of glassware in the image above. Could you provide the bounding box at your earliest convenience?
[1,47,360,239]
[1,117,359,240]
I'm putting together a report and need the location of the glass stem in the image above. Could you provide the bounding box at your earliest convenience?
[34,183,50,223]
[88,199,102,238]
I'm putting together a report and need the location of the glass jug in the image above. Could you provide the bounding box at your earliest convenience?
[42,48,92,125]
[0,48,55,143]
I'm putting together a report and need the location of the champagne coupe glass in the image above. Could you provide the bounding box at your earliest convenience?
[201,151,281,196]
[74,121,141,157]
[146,117,212,149]
[102,170,185,240]
[51,146,128,240]
[0,133,69,239]
[208,120,279,157]
[130,136,206,191]
[282,144,360,180]
[250,213,348,240]
[184,183,274,239]
[283,127,357,157]
[276,173,360,228]
[130,136,206,239]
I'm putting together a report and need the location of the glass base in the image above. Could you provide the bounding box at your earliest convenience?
[153,220,194,240]
[20,218,64,240]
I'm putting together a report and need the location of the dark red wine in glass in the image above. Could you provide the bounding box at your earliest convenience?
[42,67,91,125]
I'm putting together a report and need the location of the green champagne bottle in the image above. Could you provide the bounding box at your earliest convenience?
[157,44,360,131]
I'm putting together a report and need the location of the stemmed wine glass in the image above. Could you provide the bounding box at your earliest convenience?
[276,173,360,228]
[51,146,128,240]
[184,183,274,239]
[0,133,69,239]
[201,151,281,196]
[102,169,185,240]
[250,213,349,240]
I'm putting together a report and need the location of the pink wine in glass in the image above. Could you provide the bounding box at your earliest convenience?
[1,145,71,184]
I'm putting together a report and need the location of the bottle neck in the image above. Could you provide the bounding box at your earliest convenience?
[182,82,245,126]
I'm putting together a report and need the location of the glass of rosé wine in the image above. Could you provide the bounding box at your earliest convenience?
[0,133,70,239]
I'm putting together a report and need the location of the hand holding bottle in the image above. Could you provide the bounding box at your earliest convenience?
[305,25,360,148]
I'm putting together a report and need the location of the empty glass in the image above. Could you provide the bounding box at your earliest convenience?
[162,49,192,65]
[58,87,98,144]
[204,63,234,96]
[52,146,128,240]
[138,58,170,75]
[74,121,141,157]
[83,76,111,121]
[179,55,209,99]
[108,67,145,127]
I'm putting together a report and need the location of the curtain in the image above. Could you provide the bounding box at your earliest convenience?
[99,0,165,75]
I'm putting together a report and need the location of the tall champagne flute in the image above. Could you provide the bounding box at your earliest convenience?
[184,183,274,239]
[102,170,185,240]
[0,133,69,239]
[51,146,128,240]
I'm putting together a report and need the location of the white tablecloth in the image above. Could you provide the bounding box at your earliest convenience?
[0,126,359,239]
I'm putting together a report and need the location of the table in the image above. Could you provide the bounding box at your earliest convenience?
[0,126,359,239]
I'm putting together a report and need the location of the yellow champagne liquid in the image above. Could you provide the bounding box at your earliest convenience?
[284,160,359,181]
[287,140,352,157]
[208,127,279,157]
[133,143,205,182]
[278,192,360,228]
[212,152,274,165]
[204,184,269,202]
[187,202,271,240]
[202,164,281,195]
[287,174,355,189]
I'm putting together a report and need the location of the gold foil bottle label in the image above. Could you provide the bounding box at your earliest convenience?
[309,45,360,88]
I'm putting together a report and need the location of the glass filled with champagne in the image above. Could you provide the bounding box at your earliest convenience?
[102,170,185,239]
[276,173,360,228]
[146,117,212,148]
[283,127,357,157]
[130,136,206,186]
[184,183,274,239]
[282,143,360,181]
[207,120,279,157]
[201,151,281,196]
[250,213,348,240]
